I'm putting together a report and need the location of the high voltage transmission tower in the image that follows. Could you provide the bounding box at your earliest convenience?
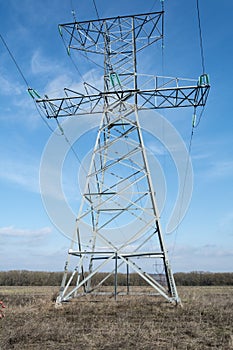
[35,10,209,304]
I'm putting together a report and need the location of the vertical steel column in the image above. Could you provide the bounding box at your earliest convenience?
[126,259,130,295]
[114,253,118,300]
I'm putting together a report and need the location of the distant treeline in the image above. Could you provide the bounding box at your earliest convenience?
[0,270,232,286]
[174,272,233,286]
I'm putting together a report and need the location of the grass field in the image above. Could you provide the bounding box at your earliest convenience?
[0,286,232,349]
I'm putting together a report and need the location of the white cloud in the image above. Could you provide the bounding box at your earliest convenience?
[145,140,165,155]
[209,160,233,178]
[172,244,233,272]
[0,225,52,237]
[217,210,233,236]
[44,73,73,97]
[192,152,210,161]
[0,75,23,95]
[44,68,103,98]
[0,156,40,193]
[174,244,233,258]
[31,49,60,75]
[30,50,103,98]
[196,157,233,181]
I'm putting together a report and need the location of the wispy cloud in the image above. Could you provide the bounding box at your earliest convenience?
[199,159,233,180]
[0,226,52,237]
[0,156,40,193]
[44,68,102,98]
[0,74,23,96]
[174,244,233,258]
[44,73,74,97]
[209,160,233,178]
[172,244,233,272]
[31,49,60,75]
[217,210,233,236]
[145,140,166,155]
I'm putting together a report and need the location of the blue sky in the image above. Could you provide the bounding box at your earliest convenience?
[0,0,232,272]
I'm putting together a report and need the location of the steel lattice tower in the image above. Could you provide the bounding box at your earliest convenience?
[35,10,209,304]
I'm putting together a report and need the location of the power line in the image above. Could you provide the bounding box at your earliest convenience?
[0,33,29,87]
[33,99,60,134]
[150,0,163,12]
[0,33,60,134]
[70,0,77,21]
[196,0,205,75]
[92,0,100,19]
[60,32,85,83]
[55,118,86,168]
[0,31,87,173]
[170,120,195,260]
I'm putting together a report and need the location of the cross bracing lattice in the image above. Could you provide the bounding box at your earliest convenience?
[35,10,210,304]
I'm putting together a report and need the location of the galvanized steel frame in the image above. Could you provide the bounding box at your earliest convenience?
[35,11,209,305]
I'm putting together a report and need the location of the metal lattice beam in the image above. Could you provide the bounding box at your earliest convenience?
[59,12,164,55]
[34,10,210,306]
[35,78,209,118]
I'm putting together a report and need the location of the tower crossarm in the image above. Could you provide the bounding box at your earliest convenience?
[34,76,210,118]
[58,11,164,56]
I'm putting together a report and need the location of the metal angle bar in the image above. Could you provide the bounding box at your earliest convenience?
[95,179,154,216]
[77,22,99,46]
[86,233,156,291]
[118,222,157,251]
[99,169,141,192]
[60,11,163,29]
[36,85,209,118]
[78,170,144,220]
[113,126,138,139]
[118,254,172,302]
[87,158,145,185]
[94,149,146,173]
[62,253,116,301]
[105,30,132,47]
[91,253,164,260]
[69,250,116,255]
[96,193,149,231]
[124,229,157,252]
[37,86,203,102]
[94,143,142,167]
[60,254,85,299]
[96,125,137,152]
[68,229,161,296]
[99,110,136,128]
[95,191,150,224]
[97,191,152,217]
[99,123,136,141]
[79,212,155,258]
[92,248,168,294]
[134,12,162,40]
[71,25,97,49]
[85,233,161,293]
[176,86,200,106]
[122,252,164,258]
[148,13,163,38]
[114,57,134,71]
[138,85,209,109]
[84,191,116,196]
[87,171,146,201]
[196,85,210,105]
[124,257,168,294]
[74,112,107,219]
[114,49,133,62]
[77,186,149,224]
[87,146,141,178]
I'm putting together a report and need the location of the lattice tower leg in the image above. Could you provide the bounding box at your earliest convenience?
[56,105,180,305]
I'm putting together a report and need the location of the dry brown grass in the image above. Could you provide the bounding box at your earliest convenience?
[0,286,232,349]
